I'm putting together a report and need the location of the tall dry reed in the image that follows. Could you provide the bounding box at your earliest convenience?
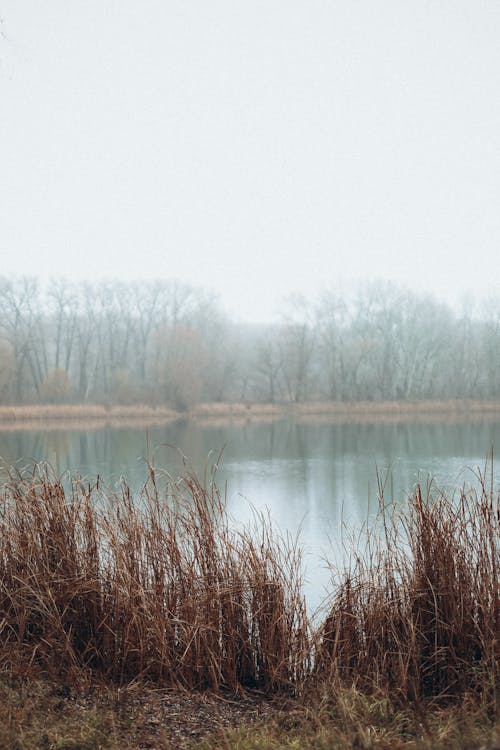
[0,464,309,692]
[315,473,499,705]
[0,461,497,707]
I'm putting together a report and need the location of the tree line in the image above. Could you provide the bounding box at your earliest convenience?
[1,277,499,408]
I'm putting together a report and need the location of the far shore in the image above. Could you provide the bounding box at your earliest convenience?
[1,399,500,431]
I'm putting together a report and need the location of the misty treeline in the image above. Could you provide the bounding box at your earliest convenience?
[1,276,500,409]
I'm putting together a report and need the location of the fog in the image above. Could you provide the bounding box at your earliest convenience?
[1,1,499,323]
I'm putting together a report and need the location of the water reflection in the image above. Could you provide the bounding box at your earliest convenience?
[1,419,499,610]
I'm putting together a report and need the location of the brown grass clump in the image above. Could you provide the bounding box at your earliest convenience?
[197,687,498,750]
[0,464,309,693]
[4,399,500,432]
[0,403,179,427]
[315,473,499,706]
[0,458,497,718]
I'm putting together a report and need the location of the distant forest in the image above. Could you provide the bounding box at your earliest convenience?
[1,277,499,408]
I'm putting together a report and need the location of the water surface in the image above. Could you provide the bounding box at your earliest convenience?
[1,418,498,610]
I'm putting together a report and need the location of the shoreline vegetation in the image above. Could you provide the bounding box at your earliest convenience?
[0,462,498,748]
[2,398,500,432]
[4,278,500,413]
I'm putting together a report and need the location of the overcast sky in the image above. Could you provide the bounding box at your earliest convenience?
[1,1,499,322]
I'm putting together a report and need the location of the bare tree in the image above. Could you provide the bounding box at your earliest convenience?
[1,276,499,407]
[279,295,316,403]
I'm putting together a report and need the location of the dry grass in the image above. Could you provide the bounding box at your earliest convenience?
[1,678,496,750]
[3,400,500,431]
[198,688,499,749]
[0,677,280,750]
[0,404,179,430]
[0,462,309,693]
[315,473,499,706]
[190,402,283,427]
[188,399,500,426]
[295,399,500,415]
[0,460,498,747]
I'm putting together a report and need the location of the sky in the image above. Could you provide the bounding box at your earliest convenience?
[1,1,499,323]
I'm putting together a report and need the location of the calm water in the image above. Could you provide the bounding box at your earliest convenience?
[1,418,499,610]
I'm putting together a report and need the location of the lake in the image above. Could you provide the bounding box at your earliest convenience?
[1,417,499,611]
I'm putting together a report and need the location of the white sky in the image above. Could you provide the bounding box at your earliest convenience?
[1,1,499,322]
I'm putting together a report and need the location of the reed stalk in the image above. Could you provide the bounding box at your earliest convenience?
[0,461,497,710]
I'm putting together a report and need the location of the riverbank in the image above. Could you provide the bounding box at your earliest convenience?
[0,464,497,748]
[1,678,496,749]
[2,398,500,431]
